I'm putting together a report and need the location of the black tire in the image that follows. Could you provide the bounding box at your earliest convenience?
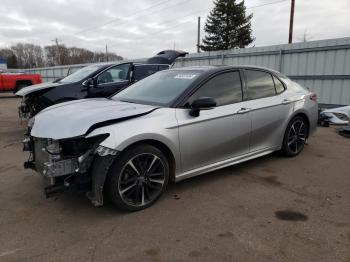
[106,144,169,211]
[281,116,308,157]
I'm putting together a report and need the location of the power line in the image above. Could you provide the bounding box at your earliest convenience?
[247,0,288,9]
[73,0,290,52]
[131,0,289,42]
[77,0,171,34]
[76,0,191,35]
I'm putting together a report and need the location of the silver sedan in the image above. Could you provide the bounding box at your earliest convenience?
[24,66,318,211]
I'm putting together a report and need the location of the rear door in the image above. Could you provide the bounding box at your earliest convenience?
[176,70,251,172]
[89,63,132,97]
[244,69,293,152]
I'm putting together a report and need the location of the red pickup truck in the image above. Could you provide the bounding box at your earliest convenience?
[0,72,42,93]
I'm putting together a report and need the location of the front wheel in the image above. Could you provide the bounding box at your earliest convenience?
[281,116,308,157]
[106,144,169,211]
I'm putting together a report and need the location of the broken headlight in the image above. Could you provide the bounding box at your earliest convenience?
[59,134,110,157]
[96,145,118,156]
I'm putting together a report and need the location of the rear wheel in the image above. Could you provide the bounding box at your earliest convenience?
[281,116,308,157]
[107,144,169,211]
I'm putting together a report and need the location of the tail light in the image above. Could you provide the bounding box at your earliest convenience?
[309,93,317,102]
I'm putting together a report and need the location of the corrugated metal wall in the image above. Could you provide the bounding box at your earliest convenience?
[14,37,350,106]
[173,37,350,106]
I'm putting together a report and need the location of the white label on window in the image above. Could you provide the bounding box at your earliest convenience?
[174,74,197,79]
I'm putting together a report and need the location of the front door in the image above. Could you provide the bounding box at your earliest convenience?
[176,70,251,173]
[89,63,131,97]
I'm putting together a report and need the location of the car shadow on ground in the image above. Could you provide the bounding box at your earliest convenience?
[46,152,282,217]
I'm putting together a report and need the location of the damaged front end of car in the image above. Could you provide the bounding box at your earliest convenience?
[19,93,51,120]
[23,132,118,206]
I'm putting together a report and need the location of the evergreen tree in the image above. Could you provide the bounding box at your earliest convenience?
[201,0,254,51]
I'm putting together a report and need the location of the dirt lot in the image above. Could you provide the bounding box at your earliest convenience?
[0,94,349,262]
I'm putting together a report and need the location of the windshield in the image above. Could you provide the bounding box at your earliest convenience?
[112,70,202,106]
[59,65,104,84]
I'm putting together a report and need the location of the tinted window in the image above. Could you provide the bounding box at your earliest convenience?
[112,70,201,106]
[245,70,276,99]
[273,75,285,94]
[97,64,130,84]
[133,65,159,81]
[187,71,242,106]
[59,65,103,83]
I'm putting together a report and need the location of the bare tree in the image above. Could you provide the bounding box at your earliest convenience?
[10,43,44,68]
[0,48,18,68]
[1,42,123,68]
[298,30,313,43]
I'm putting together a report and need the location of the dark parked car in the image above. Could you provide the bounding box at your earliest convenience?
[16,50,187,118]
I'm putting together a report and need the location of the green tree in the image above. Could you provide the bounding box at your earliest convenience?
[201,0,254,51]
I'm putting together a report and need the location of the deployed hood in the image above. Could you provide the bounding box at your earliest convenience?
[31,98,157,139]
[16,81,62,96]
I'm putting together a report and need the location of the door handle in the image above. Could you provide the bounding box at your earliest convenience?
[281,99,293,105]
[237,107,251,114]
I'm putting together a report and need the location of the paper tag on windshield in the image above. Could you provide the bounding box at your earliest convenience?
[174,74,197,80]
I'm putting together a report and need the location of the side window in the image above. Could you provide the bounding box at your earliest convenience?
[97,64,130,85]
[273,75,285,94]
[186,71,243,106]
[245,70,276,100]
[133,65,159,81]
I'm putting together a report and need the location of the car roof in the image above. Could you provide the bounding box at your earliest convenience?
[169,65,283,75]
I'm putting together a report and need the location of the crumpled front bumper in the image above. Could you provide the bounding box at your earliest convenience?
[23,136,118,206]
[18,99,31,120]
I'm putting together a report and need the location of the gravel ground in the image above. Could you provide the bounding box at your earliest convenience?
[0,94,349,262]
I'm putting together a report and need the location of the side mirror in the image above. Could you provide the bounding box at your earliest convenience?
[82,78,96,90]
[189,97,217,117]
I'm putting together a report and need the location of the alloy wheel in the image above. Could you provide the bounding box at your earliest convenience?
[287,119,307,154]
[118,153,166,207]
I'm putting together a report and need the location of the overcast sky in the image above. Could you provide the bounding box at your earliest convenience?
[0,0,349,59]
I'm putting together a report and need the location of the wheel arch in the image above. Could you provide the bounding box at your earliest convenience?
[14,80,33,93]
[117,139,177,181]
[290,111,311,137]
[16,80,33,86]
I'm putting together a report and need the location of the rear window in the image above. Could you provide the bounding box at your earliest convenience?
[245,70,276,100]
[273,75,285,94]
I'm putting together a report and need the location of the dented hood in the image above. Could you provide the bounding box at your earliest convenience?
[31,98,157,139]
[16,81,62,96]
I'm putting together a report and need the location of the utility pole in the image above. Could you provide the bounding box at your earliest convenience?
[288,0,295,44]
[52,37,62,47]
[197,16,201,53]
[105,44,108,62]
[51,38,62,65]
